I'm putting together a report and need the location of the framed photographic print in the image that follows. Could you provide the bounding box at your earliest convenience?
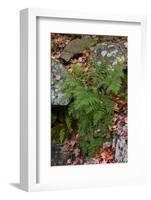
[20,8,147,191]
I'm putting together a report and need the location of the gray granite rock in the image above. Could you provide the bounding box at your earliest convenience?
[51,59,69,105]
[90,41,127,69]
[112,114,128,163]
[114,136,128,162]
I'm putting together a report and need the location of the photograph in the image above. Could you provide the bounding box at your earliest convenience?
[51,33,128,166]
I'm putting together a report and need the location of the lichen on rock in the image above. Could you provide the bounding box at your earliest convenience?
[51,58,70,105]
[90,41,127,69]
[112,113,128,163]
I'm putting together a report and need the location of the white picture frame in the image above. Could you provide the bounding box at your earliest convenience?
[20,8,147,192]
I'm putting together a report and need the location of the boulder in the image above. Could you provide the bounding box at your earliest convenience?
[51,143,66,166]
[114,136,128,162]
[51,59,70,105]
[60,38,97,62]
[112,114,128,163]
[90,41,127,69]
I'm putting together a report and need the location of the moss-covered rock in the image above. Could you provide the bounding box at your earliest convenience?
[60,38,97,62]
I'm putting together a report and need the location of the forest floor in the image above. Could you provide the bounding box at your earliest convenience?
[51,33,128,165]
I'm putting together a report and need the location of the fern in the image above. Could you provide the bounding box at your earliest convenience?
[59,129,65,144]
[104,64,124,94]
[93,111,103,126]
[61,60,124,156]
[65,113,72,133]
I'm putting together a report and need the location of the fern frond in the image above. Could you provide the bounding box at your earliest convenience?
[104,64,124,95]
[60,60,125,156]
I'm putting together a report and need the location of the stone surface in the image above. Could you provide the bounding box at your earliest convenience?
[90,41,127,69]
[112,114,128,163]
[60,38,97,62]
[51,59,70,105]
[114,136,128,162]
[51,143,67,166]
